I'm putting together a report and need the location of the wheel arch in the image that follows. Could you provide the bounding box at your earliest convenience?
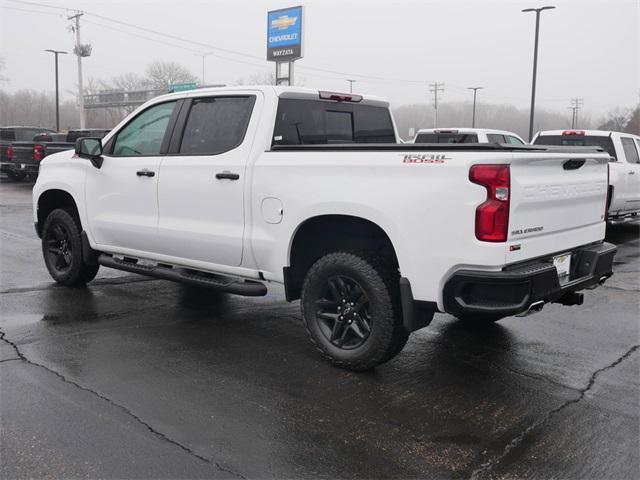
[35,189,80,238]
[284,214,401,301]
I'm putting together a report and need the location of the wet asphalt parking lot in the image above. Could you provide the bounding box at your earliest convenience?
[0,178,638,480]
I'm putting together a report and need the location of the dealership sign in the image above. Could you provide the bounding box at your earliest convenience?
[267,6,303,61]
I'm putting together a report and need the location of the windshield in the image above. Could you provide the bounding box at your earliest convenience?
[534,135,616,159]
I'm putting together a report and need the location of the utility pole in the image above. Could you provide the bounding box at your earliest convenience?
[568,106,577,128]
[570,98,583,128]
[68,12,86,129]
[347,79,356,93]
[194,52,214,85]
[467,86,483,128]
[522,5,555,141]
[44,49,67,131]
[429,82,445,128]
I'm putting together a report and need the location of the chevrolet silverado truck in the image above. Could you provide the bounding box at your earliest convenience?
[10,129,110,179]
[1,126,56,180]
[533,129,640,221]
[33,86,616,370]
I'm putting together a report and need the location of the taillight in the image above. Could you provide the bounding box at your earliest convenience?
[562,130,585,136]
[6,146,13,160]
[469,164,510,242]
[318,91,363,103]
[33,144,44,162]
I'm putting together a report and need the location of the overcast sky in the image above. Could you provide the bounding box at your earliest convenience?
[1,0,638,115]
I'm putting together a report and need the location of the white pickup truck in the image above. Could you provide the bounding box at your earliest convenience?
[33,86,616,370]
[533,130,640,221]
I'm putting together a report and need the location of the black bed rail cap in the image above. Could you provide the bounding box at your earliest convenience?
[269,143,605,153]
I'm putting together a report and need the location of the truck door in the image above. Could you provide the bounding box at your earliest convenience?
[620,137,640,212]
[85,101,178,253]
[156,93,260,266]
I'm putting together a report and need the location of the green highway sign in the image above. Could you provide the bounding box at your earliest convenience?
[170,82,197,93]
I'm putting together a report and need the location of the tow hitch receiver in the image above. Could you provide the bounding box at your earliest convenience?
[555,291,584,307]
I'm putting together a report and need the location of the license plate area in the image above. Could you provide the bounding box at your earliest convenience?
[553,253,571,284]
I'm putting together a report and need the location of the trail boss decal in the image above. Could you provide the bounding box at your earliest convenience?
[402,154,450,164]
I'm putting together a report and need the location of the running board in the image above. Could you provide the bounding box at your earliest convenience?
[97,254,267,296]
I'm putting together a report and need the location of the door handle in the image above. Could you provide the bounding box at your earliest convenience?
[215,171,240,180]
[629,171,636,175]
[136,169,155,177]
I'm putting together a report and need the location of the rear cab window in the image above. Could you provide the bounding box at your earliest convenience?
[272,98,396,145]
[533,134,617,160]
[414,132,478,143]
[486,133,507,143]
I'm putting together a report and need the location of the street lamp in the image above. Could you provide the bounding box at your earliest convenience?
[467,86,483,128]
[44,49,68,131]
[194,52,215,85]
[522,5,555,141]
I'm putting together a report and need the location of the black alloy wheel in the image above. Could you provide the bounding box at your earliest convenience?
[315,275,372,350]
[44,222,74,274]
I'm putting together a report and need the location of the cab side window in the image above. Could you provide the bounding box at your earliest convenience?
[506,135,524,145]
[112,101,176,156]
[179,96,256,155]
[620,137,640,164]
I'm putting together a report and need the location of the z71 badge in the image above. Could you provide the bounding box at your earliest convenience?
[402,154,450,164]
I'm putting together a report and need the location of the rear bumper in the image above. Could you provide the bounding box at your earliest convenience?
[0,161,38,173]
[443,242,616,317]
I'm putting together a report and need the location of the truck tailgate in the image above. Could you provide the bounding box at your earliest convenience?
[507,154,608,262]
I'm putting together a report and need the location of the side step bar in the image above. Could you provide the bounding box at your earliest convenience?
[98,254,267,296]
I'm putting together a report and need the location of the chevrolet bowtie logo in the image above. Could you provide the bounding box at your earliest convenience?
[271,15,297,30]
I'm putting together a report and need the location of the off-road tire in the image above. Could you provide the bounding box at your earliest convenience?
[301,251,408,371]
[42,208,99,286]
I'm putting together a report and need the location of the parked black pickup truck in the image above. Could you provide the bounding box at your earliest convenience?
[7,129,110,179]
[1,126,56,180]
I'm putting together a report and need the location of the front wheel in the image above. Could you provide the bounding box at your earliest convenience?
[301,252,408,371]
[42,208,99,286]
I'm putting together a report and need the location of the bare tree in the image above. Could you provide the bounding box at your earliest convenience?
[597,107,632,131]
[145,61,197,89]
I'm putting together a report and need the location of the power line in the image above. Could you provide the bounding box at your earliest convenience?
[4,0,582,106]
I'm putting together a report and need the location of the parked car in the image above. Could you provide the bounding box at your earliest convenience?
[0,126,56,180]
[532,130,640,221]
[33,86,615,370]
[412,128,526,144]
[9,129,110,179]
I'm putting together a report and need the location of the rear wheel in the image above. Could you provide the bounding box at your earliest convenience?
[301,252,408,371]
[42,208,99,286]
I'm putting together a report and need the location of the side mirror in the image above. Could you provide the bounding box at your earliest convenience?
[75,137,103,168]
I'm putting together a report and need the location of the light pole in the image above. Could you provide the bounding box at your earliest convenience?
[467,86,483,128]
[194,52,214,85]
[347,79,356,93]
[522,5,555,141]
[45,49,68,131]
